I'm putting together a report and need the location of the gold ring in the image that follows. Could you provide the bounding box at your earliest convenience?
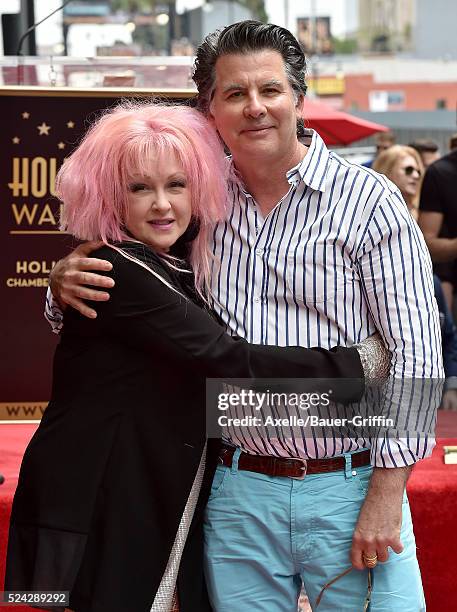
[362,553,378,567]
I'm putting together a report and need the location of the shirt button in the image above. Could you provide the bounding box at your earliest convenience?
[352,470,357,476]
[254,297,261,303]
[256,249,263,256]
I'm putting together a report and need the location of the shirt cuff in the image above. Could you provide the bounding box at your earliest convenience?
[44,287,64,334]
[370,435,436,467]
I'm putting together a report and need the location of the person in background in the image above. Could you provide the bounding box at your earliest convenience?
[373,144,457,409]
[434,276,457,410]
[372,144,423,220]
[418,132,457,312]
[409,138,454,308]
[362,130,396,168]
[409,138,440,169]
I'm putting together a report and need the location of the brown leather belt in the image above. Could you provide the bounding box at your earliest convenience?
[219,443,371,479]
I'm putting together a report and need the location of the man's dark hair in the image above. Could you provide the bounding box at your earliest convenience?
[193,20,308,118]
[409,139,439,153]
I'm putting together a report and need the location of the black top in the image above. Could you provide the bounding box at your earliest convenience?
[5,242,363,612]
[420,149,457,218]
[420,150,457,286]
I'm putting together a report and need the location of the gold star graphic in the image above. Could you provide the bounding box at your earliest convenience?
[37,122,51,136]
[12,136,20,144]
[67,120,75,128]
[22,112,30,119]
[58,142,66,150]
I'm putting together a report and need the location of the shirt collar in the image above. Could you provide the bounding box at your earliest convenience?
[227,129,331,196]
[286,129,331,193]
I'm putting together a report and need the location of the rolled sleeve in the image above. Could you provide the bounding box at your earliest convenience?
[357,191,444,467]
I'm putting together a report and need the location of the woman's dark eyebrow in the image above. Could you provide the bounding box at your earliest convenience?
[166,173,187,182]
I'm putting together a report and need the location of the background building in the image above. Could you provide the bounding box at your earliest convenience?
[414,0,457,59]
[265,0,358,43]
[181,0,253,49]
[357,0,415,53]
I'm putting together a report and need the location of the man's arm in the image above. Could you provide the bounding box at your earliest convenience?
[351,466,409,569]
[418,211,457,262]
[45,241,115,330]
[353,190,443,568]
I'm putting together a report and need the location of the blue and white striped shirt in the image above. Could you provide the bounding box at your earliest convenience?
[210,130,443,467]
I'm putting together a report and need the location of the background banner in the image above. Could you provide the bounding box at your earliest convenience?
[0,88,190,420]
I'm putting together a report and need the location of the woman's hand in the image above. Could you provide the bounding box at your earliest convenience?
[50,241,114,318]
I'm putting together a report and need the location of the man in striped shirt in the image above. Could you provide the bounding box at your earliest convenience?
[46,21,442,611]
[192,21,441,611]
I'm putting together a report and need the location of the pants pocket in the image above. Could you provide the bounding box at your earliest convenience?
[208,465,229,501]
[352,465,373,496]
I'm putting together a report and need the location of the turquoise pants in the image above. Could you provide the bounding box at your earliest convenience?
[204,450,425,611]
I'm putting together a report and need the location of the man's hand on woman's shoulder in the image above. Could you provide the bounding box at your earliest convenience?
[50,240,114,319]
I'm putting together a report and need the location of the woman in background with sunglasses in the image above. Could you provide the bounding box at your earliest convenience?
[373,145,423,220]
[373,143,457,413]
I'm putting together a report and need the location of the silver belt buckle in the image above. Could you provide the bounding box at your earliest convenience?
[290,458,307,480]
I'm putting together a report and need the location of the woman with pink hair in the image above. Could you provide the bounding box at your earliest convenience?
[5,102,377,612]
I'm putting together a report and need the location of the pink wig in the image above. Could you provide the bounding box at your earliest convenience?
[57,101,229,293]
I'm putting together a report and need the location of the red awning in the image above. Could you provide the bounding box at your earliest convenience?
[302,98,388,145]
